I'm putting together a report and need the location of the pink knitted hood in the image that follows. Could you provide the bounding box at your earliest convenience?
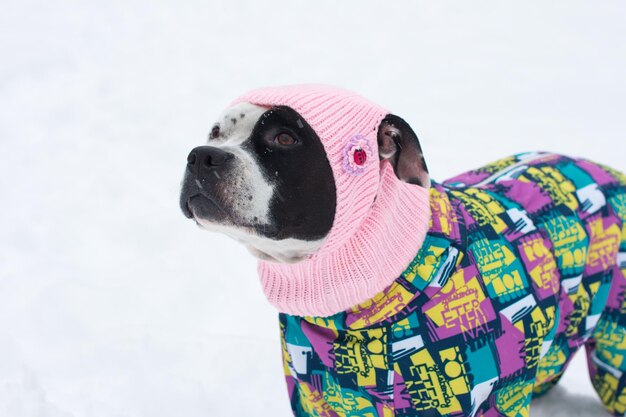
[231,85,431,317]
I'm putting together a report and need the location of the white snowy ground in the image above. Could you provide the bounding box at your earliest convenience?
[1,1,625,416]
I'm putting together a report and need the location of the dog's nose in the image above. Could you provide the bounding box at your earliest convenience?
[187,146,234,169]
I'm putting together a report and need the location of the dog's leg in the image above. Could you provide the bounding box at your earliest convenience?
[532,339,576,398]
[531,307,575,398]
[587,276,626,417]
[585,320,626,416]
[584,171,626,416]
[586,211,626,416]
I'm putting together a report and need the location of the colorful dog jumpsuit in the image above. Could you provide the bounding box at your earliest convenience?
[279,152,626,417]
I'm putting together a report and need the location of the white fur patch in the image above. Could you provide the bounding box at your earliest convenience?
[212,102,268,147]
[207,103,274,224]
[194,219,325,263]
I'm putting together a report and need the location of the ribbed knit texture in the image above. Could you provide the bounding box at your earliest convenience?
[231,85,431,317]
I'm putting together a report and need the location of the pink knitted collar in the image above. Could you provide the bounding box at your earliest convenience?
[231,85,431,317]
[259,165,431,317]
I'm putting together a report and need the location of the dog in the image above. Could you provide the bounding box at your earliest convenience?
[180,85,626,417]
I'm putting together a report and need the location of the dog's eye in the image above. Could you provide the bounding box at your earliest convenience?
[209,125,220,140]
[275,132,297,146]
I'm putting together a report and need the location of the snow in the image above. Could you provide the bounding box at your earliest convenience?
[1,1,625,416]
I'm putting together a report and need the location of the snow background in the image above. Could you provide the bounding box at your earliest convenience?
[1,1,625,416]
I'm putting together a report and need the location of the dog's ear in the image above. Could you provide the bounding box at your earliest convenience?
[377,114,430,188]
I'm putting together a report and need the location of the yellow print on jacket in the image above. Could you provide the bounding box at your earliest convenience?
[524,307,550,368]
[321,373,378,417]
[523,166,579,211]
[450,188,507,233]
[566,284,591,338]
[496,379,533,417]
[594,318,626,370]
[520,237,560,296]
[439,346,471,396]
[403,349,462,414]
[430,186,455,235]
[403,240,450,286]
[472,238,526,301]
[347,282,414,329]
[593,371,620,415]
[608,193,626,220]
[298,382,336,417]
[541,213,588,275]
[425,268,491,337]
[334,329,387,386]
[586,217,621,271]
[442,288,487,333]
[535,343,568,387]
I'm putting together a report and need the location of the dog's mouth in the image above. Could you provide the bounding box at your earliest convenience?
[181,186,284,241]
[181,198,194,219]
[184,194,228,223]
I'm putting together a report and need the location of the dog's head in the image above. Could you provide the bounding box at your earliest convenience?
[180,86,429,263]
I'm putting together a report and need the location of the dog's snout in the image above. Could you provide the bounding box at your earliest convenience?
[187,146,234,169]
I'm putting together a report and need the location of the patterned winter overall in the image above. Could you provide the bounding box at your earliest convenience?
[279,152,626,417]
